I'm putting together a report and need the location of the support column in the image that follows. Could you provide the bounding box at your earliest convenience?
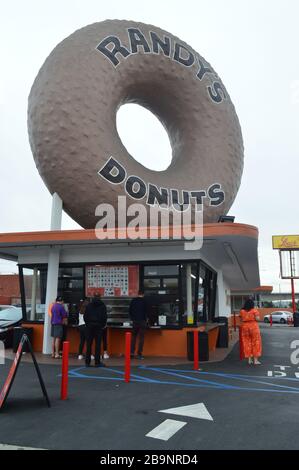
[43,193,63,354]
[186,264,193,324]
[43,247,60,354]
[18,266,27,321]
[216,270,231,318]
[51,192,63,230]
[291,278,296,313]
[30,267,38,321]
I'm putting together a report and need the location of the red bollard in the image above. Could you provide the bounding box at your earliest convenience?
[270,314,273,327]
[193,330,199,370]
[125,332,131,383]
[233,312,237,332]
[60,341,69,400]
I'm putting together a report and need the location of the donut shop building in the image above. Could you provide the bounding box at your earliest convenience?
[0,19,261,357]
[0,221,260,357]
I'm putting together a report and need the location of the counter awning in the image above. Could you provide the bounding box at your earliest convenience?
[0,222,260,290]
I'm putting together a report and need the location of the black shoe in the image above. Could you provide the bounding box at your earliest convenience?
[137,355,144,360]
[85,363,91,368]
[95,362,106,368]
[130,354,135,359]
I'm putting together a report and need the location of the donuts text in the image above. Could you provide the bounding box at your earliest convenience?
[98,157,225,209]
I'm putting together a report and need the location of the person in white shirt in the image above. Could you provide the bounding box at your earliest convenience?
[78,298,94,360]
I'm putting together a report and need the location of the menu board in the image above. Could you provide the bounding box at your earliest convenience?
[86,265,139,297]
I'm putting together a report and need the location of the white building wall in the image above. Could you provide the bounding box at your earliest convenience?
[216,270,231,318]
[17,243,219,268]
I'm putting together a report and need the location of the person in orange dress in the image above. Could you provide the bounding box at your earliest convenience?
[239,299,262,365]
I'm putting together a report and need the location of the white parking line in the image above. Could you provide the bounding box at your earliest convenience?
[146,419,186,441]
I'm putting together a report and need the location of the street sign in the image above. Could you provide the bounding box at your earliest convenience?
[272,235,299,250]
[272,235,299,312]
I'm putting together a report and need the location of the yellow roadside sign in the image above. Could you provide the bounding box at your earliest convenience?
[272,235,299,250]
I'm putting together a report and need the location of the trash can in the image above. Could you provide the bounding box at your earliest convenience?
[13,327,34,353]
[293,311,299,327]
[187,330,209,361]
[214,316,229,348]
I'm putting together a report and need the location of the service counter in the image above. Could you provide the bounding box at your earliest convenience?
[22,321,224,358]
[198,322,221,351]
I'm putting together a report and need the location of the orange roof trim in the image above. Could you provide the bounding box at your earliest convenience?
[253,286,273,293]
[0,223,258,246]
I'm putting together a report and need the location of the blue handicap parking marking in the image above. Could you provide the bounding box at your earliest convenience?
[138,366,234,389]
[138,367,299,394]
[65,365,299,394]
[67,366,156,383]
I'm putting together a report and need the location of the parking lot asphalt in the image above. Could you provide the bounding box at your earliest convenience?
[0,324,299,450]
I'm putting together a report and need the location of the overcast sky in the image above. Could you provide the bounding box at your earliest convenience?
[0,0,298,293]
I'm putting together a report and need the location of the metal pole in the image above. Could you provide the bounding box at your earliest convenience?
[233,312,237,332]
[291,278,296,313]
[125,332,131,383]
[239,326,244,360]
[186,264,193,325]
[30,267,38,321]
[61,341,69,400]
[193,330,199,370]
[18,266,27,321]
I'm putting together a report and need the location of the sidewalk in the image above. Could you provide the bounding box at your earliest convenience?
[5,330,239,367]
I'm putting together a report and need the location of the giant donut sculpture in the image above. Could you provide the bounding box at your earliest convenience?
[28,20,243,228]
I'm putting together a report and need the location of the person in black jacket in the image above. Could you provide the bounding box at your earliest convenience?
[129,291,148,359]
[84,294,107,367]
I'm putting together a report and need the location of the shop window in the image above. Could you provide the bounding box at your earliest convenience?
[58,267,84,278]
[162,278,179,292]
[155,300,180,326]
[197,263,217,322]
[232,296,243,311]
[58,279,83,291]
[143,264,181,327]
[181,263,198,325]
[22,267,47,321]
[198,267,205,322]
[144,265,179,276]
[144,278,161,290]
[20,265,85,323]
[57,266,85,322]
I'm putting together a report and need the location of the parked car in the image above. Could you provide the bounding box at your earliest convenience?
[0,304,15,311]
[0,306,23,347]
[264,311,293,324]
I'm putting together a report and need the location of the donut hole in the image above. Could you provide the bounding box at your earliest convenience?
[116,103,172,171]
